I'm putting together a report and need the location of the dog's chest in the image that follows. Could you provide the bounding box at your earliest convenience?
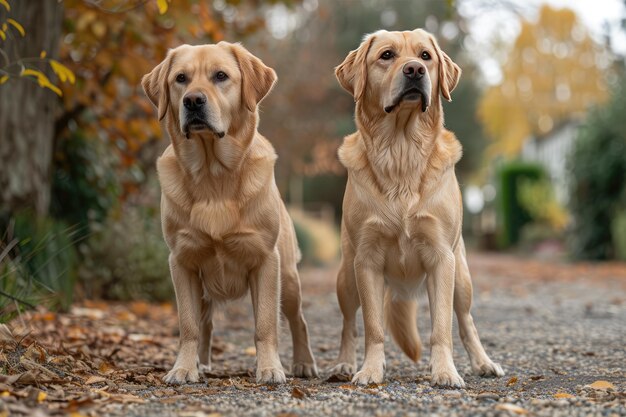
[364,199,435,282]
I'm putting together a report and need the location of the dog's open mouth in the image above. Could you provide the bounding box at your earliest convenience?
[183,120,226,139]
[384,88,430,114]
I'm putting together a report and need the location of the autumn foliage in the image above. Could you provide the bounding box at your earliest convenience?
[478,6,611,157]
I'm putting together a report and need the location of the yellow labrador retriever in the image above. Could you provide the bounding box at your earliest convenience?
[330,29,504,387]
[142,42,317,384]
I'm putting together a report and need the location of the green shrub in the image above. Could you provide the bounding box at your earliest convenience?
[50,130,120,236]
[496,161,545,248]
[568,77,626,260]
[78,206,172,301]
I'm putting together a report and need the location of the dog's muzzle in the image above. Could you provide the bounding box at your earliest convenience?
[384,61,431,114]
[181,92,225,139]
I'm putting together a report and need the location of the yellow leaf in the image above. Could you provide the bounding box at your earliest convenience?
[0,75,7,85]
[40,50,47,59]
[37,391,47,402]
[50,60,75,84]
[0,30,5,41]
[588,380,615,390]
[0,0,9,12]
[244,346,256,356]
[21,68,46,81]
[157,0,168,14]
[7,18,25,36]
[554,392,574,399]
[21,69,63,96]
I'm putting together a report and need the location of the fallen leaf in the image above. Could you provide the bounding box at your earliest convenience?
[495,403,529,414]
[244,346,256,356]
[70,307,104,320]
[588,380,615,390]
[85,376,107,385]
[326,374,351,383]
[291,387,308,399]
[554,392,575,399]
[506,376,518,386]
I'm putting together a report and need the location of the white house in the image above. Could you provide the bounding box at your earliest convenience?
[521,121,580,204]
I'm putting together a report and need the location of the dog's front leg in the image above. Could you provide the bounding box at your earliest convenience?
[352,251,386,385]
[164,255,202,384]
[250,248,286,384]
[426,248,465,388]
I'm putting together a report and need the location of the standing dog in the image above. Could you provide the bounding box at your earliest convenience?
[142,42,317,384]
[330,29,504,387]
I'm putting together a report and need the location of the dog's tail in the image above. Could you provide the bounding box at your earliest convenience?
[384,288,421,362]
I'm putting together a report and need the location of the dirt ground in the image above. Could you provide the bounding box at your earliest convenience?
[1,252,625,416]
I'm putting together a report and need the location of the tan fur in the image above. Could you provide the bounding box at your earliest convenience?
[329,29,504,387]
[142,42,317,385]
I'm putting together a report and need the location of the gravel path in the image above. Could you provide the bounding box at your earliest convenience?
[120,253,626,417]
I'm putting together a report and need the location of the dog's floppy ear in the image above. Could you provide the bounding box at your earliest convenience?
[427,33,461,102]
[142,49,175,121]
[228,43,277,112]
[335,33,377,103]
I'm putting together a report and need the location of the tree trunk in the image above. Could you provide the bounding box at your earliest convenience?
[0,1,64,217]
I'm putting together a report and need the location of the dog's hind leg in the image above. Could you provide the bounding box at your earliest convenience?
[281,266,318,378]
[454,237,504,378]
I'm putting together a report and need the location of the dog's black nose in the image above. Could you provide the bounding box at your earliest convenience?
[403,61,425,79]
[183,92,207,111]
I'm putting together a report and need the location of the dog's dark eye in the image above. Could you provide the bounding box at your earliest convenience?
[176,73,186,83]
[421,51,431,60]
[215,71,228,81]
[380,50,394,60]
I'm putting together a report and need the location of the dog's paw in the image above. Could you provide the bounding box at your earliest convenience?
[328,362,356,377]
[352,366,384,386]
[292,362,319,378]
[163,366,199,384]
[198,363,212,375]
[431,369,465,388]
[473,360,504,377]
[256,367,286,384]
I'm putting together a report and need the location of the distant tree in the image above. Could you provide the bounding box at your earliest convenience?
[478,5,610,157]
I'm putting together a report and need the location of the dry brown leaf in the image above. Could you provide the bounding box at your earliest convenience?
[506,376,518,386]
[243,346,256,356]
[84,376,107,385]
[554,392,575,399]
[291,387,309,399]
[326,374,351,383]
[70,307,105,320]
[588,380,615,390]
[495,403,529,415]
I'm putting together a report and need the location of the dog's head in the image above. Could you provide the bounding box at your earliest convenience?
[336,29,460,115]
[142,42,277,139]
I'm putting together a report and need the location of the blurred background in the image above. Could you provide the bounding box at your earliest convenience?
[1,0,625,319]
